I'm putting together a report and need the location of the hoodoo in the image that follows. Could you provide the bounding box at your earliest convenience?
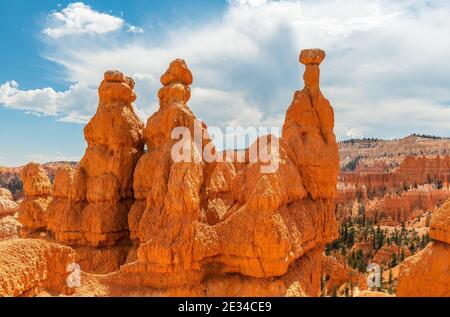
[0,188,20,240]
[47,70,145,273]
[283,49,339,199]
[0,188,18,218]
[18,163,53,236]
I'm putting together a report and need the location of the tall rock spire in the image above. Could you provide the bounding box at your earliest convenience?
[47,70,144,273]
[282,48,339,200]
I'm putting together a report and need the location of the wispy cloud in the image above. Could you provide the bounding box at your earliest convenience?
[127,25,144,34]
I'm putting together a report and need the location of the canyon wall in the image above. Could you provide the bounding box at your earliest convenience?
[340,135,450,196]
[332,137,450,295]
[339,135,450,172]
[338,139,450,226]
[340,156,450,197]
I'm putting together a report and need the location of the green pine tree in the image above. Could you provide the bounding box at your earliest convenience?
[400,248,405,261]
[331,285,338,297]
[391,253,398,267]
[388,269,394,294]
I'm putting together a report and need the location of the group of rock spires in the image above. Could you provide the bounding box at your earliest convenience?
[15,49,340,296]
[48,71,145,273]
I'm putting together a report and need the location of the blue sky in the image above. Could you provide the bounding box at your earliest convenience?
[1,0,450,166]
[0,0,225,166]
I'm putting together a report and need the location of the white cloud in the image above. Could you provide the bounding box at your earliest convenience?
[42,2,142,39]
[344,128,364,139]
[190,87,263,127]
[127,25,144,34]
[0,80,96,123]
[3,0,450,141]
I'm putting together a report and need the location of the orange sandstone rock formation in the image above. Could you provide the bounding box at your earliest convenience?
[430,199,450,244]
[0,216,21,241]
[340,155,450,197]
[284,49,339,200]
[364,184,450,225]
[46,166,75,237]
[0,239,76,297]
[47,70,145,273]
[0,162,77,200]
[321,254,365,294]
[2,50,338,297]
[18,163,53,236]
[339,135,450,174]
[335,182,368,220]
[349,241,374,259]
[119,50,339,296]
[0,167,23,200]
[397,199,450,296]
[372,243,411,266]
[0,188,18,218]
[0,188,13,200]
[0,188,21,240]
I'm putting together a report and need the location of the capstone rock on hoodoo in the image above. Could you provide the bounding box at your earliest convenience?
[47,70,145,273]
[283,49,339,200]
[18,163,52,237]
[119,50,339,296]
